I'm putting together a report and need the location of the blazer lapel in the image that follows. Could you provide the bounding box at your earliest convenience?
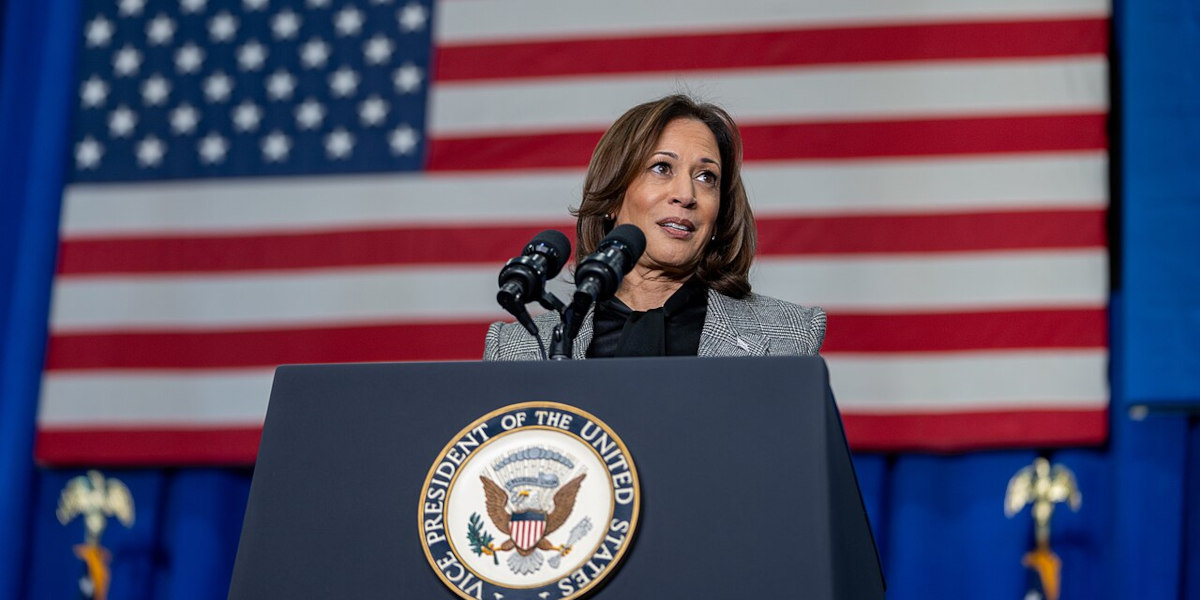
[571,307,595,360]
[699,289,769,357]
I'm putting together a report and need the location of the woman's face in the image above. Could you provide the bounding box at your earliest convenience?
[614,118,721,277]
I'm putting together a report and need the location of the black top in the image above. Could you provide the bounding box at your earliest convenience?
[586,278,709,358]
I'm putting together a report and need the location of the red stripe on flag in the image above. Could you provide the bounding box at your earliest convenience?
[35,427,262,466]
[56,224,575,274]
[45,309,1104,371]
[46,321,492,370]
[426,114,1107,171]
[435,18,1109,82]
[822,309,1107,353]
[842,408,1108,451]
[740,114,1108,161]
[759,209,1106,256]
[55,209,1103,275]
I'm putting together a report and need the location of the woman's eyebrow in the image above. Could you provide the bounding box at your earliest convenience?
[652,151,720,168]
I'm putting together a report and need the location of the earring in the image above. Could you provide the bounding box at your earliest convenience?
[604,213,614,221]
[711,234,717,241]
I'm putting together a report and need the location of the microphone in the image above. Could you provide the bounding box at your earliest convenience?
[571,224,646,315]
[497,230,572,330]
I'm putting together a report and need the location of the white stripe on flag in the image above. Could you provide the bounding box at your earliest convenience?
[436,0,1109,43]
[38,369,273,426]
[828,350,1108,412]
[48,251,1105,331]
[430,58,1107,135]
[753,250,1106,311]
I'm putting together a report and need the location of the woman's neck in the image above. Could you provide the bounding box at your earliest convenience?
[615,267,690,311]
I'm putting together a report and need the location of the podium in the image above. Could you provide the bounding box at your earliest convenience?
[229,357,884,599]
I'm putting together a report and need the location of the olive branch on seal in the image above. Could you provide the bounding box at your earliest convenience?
[467,512,498,565]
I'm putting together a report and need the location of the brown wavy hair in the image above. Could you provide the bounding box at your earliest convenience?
[571,94,755,298]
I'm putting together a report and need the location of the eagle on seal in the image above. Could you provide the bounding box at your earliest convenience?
[480,471,586,575]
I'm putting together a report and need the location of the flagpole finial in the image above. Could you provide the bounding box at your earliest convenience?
[1005,457,1081,600]
[58,470,136,600]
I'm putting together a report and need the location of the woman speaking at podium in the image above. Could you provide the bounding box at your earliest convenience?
[485,95,826,360]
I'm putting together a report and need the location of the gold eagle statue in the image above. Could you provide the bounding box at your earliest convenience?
[1005,457,1081,545]
[57,470,135,544]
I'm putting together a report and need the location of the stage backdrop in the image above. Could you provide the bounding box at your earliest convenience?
[36,0,1111,465]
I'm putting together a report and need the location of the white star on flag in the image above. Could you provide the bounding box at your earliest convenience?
[136,135,165,167]
[175,43,205,74]
[294,98,325,130]
[300,38,330,69]
[198,132,229,164]
[329,67,359,97]
[75,136,103,169]
[358,95,388,126]
[108,105,137,138]
[85,15,114,47]
[364,35,394,65]
[334,6,364,37]
[170,103,199,134]
[80,76,109,108]
[141,75,171,106]
[209,12,239,42]
[233,100,263,132]
[113,45,142,77]
[204,72,234,103]
[398,2,427,32]
[147,14,176,45]
[237,40,268,71]
[261,130,291,162]
[271,9,301,40]
[393,62,422,94]
[265,69,296,100]
[325,127,354,159]
[388,123,418,155]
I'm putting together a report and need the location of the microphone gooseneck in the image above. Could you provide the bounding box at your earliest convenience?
[566,224,646,340]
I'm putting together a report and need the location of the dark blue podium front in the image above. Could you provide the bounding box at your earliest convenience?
[228,356,884,599]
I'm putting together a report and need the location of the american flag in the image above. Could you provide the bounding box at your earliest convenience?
[37,0,1110,464]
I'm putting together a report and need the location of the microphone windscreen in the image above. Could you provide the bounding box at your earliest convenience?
[604,224,646,264]
[528,229,572,278]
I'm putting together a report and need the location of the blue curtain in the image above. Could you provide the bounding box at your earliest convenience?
[0,0,78,597]
[2,0,1198,598]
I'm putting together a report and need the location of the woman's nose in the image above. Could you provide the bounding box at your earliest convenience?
[670,176,697,208]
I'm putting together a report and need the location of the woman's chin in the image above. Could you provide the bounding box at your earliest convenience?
[633,257,702,280]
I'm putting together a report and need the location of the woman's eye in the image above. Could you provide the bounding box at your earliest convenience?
[650,162,671,175]
[697,171,719,185]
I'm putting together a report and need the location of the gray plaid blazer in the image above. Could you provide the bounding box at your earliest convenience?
[483,288,826,360]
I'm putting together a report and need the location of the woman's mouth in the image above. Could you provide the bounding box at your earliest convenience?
[657,218,695,238]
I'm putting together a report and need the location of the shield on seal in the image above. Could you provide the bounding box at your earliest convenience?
[509,511,546,551]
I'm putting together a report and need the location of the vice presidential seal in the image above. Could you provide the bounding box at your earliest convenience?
[418,402,640,600]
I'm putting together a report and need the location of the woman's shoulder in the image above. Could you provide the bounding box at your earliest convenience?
[708,290,827,354]
[712,289,825,322]
[483,311,560,360]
